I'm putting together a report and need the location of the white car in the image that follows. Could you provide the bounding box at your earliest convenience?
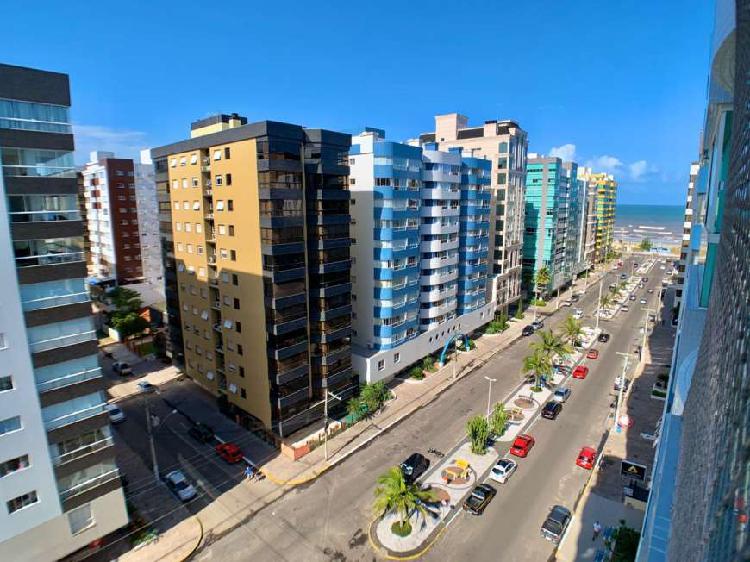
[137,381,157,393]
[106,404,126,423]
[165,470,197,502]
[489,458,517,484]
[572,309,584,320]
[640,298,648,305]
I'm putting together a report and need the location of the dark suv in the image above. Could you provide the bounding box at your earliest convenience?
[188,422,214,443]
[541,401,562,420]
[400,453,429,483]
[541,505,572,544]
[598,332,611,343]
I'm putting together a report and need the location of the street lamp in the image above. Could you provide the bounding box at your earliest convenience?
[614,352,630,433]
[145,395,178,482]
[484,376,497,418]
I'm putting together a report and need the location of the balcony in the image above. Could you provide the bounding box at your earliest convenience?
[311,304,351,322]
[44,402,107,432]
[263,265,306,283]
[316,258,351,274]
[323,366,353,389]
[270,339,308,360]
[30,330,96,354]
[53,436,114,467]
[275,363,309,386]
[203,189,213,197]
[59,468,120,502]
[207,255,217,265]
[278,387,309,409]
[37,367,102,394]
[204,212,214,221]
[22,291,90,312]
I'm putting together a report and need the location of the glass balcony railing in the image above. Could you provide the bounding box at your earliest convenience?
[44,402,106,431]
[36,367,102,393]
[22,291,89,311]
[53,435,114,466]
[59,468,120,501]
[30,330,96,353]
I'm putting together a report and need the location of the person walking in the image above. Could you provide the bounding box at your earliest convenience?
[592,520,602,541]
[245,464,254,481]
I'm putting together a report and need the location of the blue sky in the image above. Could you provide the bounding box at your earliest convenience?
[2,0,712,205]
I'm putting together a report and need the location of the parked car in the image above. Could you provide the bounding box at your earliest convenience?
[531,320,544,331]
[540,505,572,544]
[112,361,133,376]
[620,273,627,279]
[188,422,215,443]
[571,294,581,303]
[106,404,126,423]
[576,446,597,470]
[572,308,584,320]
[463,483,497,515]
[164,470,197,502]
[629,294,636,301]
[137,381,157,393]
[561,299,572,307]
[400,453,429,483]
[489,458,517,484]
[622,304,630,312]
[614,377,631,392]
[552,387,571,403]
[541,401,562,420]
[509,434,535,458]
[572,365,589,379]
[215,442,244,464]
[647,288,654,294]
[586,349,599,359]
[522,325,535,336]
[640,298,648,305]
[598,332,610,343]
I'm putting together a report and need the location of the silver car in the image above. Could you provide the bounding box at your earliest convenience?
[165,470,197,502]
[489,458,517,484]
[552,387,571,403]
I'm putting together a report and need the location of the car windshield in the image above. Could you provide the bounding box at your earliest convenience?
[471,490,485,499]
[545,520,563,534]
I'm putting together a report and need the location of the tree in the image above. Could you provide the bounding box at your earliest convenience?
[359,381,391,414]
[514,298,524,319]
[562,315,583,347]
[600,293,613,309]
[535,267,551,298]
[110,312,149,340]
[373,466,432,535]
[638,238,653,252]
[466,415,490,454]
[108,287,143,312]
[531,329,572,362]
[489,403,509,437]
[523,348,553,390]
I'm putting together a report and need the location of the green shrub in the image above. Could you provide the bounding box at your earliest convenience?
[466,415,490,455]
[409,366,424,380]
[421,356,437,372]
[391,520,412,537]
[489,403,509,436]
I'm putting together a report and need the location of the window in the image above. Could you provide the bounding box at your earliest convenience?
[0,416,22,435]
[191,177,199,187]
[182,179,188,189]
[215,175,223,186]
[227,200,234,211]
[179,157,187,167]
[175,222,182,232]
[377,360,385,371]
[239,366,245,378]
[192,201,200,210]
[218,224,226,235]
[230,249,236,261]
[226,173,232,186]
[182,201,189,210]
[224,147,231,159]
[0,454,29,478]
[228,225,235,236]
[184,222,191,232]
[233,298,240,309]
[196,223,202,233]
[237,344,243,356]
[190,154,198,165]
[174,202,180,210]
[235,321,242,333]
[0,376,13,392]
[393,353,400,364]
[232,274,239,286]
[213,150,222,161]
[240,388,246,398]
[8,491,38,514]
[170,158,177,168]
[216,200,224,211]
[67,503,94,534]
[115,170,125,177]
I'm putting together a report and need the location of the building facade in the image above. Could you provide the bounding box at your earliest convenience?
[673,162,699,315]
[581,169,599,269]
[0,63,127,561]
[152,116,354,438]
[419,114,528,315]
[81,152,143,285]
[563,161,588,278]
[637,0,741,559]
[349,130,494,383]
[134,149,164,293]
[592,172,617,263]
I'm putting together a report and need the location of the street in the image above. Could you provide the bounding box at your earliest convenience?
[174,258,663,561]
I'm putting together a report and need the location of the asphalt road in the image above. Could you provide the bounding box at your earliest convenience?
[188,257,665,562]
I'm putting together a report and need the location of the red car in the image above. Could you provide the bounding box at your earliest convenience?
[572,365,589,379]
[576,446,597,470]
[510,434,535,458]
[587,349,599,359]
[215,442,243,464]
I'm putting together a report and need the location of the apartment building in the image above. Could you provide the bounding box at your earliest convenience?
[591,172,617,263]
[581,171,598,268]
[563,161,588,277]
[0,63,127,561]
[152,116,354,438]
[637,1,740,559]
[134,150,164,292]
[672,163,699,314]
[349,130,493,383]
[419,114,528,315]
[81,151,143,284]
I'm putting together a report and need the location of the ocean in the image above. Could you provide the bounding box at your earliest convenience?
[614,204,684,246]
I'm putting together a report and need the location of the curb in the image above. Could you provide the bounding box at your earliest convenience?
[180,516,203,562]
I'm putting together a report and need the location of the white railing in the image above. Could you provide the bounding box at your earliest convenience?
[22,291,89,312]
[59,469,120,501]
[44,402,106,431]
[53,436,114,466]
[37,367,102,393]
[30,330,96,353]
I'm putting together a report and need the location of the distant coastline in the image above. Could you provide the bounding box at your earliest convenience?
[615,203,683,246]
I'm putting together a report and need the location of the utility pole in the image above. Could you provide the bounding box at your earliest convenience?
[145,397,159,482]
[595,278,603,332]
[555,286,561,310]
[484,376,497,418]
[323,389,343,461]
[614,352,630,433]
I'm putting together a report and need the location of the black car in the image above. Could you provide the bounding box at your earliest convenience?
[531,321,544,331]
[598,332,611,343]
[188,422,214,443]
[522,325,535,336]
[541,505,572,544]
[400,453,429,483]
[541,401,562,420]
[463,483,497,515]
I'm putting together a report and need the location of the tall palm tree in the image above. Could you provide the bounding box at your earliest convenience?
[373,466,432,531]
[523,348,553,388]
[535,266,551,300]
[562,315,584,347]
[531,329,572,362]
[600,293,613,310]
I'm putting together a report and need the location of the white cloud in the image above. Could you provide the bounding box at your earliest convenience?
[628,159,659,182]
[585,155,623,174]
[73,124,149,164]
[549,143,577,162]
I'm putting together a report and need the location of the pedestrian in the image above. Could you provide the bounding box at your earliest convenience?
[245,465,254,481]
[592,520,602,541]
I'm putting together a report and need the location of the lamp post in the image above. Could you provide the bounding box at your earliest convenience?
[484,376,497,418]
[323,389,343,461]
[614,352,630,433]
[145,394,178,483]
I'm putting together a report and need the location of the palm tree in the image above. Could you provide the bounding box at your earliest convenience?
[523,348,553,389]
[373,466,432,533]
[531,329,572,362]
[600,293,613,310]
[562,315,584,347]
[535,266,551,301]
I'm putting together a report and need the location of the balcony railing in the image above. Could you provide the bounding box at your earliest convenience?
[44,402,106,431]
[22,291,89,312]
[59,469,120,501]
[53,436,114,466]
[37,367,102,393]
[16,252,84,268]
[30,330,96,354]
